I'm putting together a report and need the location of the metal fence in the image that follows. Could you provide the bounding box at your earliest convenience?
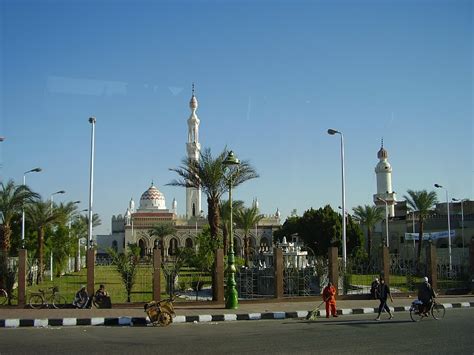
[237,268,275,299]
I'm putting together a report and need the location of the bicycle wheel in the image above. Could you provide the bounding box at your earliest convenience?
[52,294,68,309]
[0,289,8,305]
[431,303,445,320]
[409,307,424,322]
[29,294,44,309]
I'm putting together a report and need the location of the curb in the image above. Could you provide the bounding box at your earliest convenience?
[1,302,473,328]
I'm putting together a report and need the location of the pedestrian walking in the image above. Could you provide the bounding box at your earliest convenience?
[370,278,380,299]
[322,282,338,318]
[375,278,393,321]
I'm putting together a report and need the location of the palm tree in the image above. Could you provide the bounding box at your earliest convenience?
[25,200,62,282]
[149,223,177,258]
[352,205,384,261]
[235,204,264,267]
[168,147,259,241]
[0,180,39,253]
[219,199,244,254]
[403,189,438,264]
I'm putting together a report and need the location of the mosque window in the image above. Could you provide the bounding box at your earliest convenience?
[185,238,193,248]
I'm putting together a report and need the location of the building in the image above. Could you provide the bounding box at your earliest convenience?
[96,88,281,259]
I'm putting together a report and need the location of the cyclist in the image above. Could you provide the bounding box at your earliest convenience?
[418,276,436,315]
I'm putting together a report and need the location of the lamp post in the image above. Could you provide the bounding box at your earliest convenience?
[452,198,466,257]
[50,190,66,210]
[21,167,42,247]
[88,117,96,248]
[377,197,390,248]
[435,184,451,271]
[223,150,240,309]
[328,128,346,269]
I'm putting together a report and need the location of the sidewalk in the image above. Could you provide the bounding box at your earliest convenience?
[1,295,473,328]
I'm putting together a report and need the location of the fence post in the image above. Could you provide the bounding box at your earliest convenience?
[426,242,437,290]
[381,246,390,286]
[18,249,27,307]
[86,249,95,298]
[153,248,162,300]
[274,247,283,299]
[214,248,224,304]
[328,247,339,295]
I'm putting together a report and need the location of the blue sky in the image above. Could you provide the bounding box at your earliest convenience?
[1,0,472,235]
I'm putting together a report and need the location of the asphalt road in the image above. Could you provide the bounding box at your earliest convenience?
[0,308,472,355]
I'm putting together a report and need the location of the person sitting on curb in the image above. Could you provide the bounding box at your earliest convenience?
[73,285,90,309]
[94,284,112,308]
[322,281,338,318]
[375,277,394,321]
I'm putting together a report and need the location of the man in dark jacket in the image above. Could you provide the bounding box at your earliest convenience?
[418,276,436,315]
[375,278,393,321]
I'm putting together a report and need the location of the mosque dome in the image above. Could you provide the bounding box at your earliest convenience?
[139,183,166,210]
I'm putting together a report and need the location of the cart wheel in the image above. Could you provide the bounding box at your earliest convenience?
[158,311,172,326]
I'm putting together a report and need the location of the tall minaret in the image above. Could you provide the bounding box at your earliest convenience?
[186,84,202,218]
[373,139,396,216]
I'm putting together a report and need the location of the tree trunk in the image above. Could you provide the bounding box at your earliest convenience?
[0,224,11,253]
[417,219,424,269]
[37,228,44,283]
[207,197,220,241]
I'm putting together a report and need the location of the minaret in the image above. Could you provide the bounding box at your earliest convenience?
[373,139,396,216]
[186,84,202,218]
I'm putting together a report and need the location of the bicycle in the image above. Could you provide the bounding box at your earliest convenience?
[409,299,446,322]
[28,286,68,309]
[0,288,8,305]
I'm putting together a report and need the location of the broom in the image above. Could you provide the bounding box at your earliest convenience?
[307,301,325,321]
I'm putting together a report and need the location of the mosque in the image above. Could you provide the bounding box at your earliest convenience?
[96,89,281,259]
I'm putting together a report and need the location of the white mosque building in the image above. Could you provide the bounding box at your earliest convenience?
[96,88,281,259]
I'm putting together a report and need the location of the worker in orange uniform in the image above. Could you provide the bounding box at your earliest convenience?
[322,281,338,318]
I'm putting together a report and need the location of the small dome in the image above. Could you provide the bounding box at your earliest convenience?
[140,183,166,210]
[377,147,388,159]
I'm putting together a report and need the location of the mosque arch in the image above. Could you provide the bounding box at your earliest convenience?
[185,238,193,248]
[138,238,146,258]
[168,237,179,256]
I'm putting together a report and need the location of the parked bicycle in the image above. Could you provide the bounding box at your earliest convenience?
[0,288,8,305]
[28,286,68,309]
[409,299,445,322]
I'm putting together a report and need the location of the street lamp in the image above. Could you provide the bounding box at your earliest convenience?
[434,184,451,271]
[88,116,96,248]
[452,198,466,257]
[377,197,390,248]
[50,190,66,210]
[327,128,347,269]
[223,150,240,309]
[21,167,42,247]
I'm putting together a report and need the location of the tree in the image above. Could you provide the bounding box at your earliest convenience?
[108,243,141,302]
[273,205,363,257]
[25,200,62,282]
[404,189,438,264]
[352,205,384,261]
[219,199,244,254]
[168,147,258,242]
[0,180,39,253]
[235,203,264,267]
[149,223,177,258]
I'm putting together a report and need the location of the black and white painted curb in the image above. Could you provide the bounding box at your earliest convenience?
[1,302,472,328]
